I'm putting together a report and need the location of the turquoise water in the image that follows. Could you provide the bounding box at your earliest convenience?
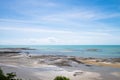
[0,45,120,58]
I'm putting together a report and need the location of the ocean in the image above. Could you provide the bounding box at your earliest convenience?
[0,45,120,58]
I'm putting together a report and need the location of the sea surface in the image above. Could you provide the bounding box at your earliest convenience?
[0,45,120,58]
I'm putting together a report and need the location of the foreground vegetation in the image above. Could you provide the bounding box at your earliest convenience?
[0,68,22,80]
[54,76,70,80]
[0,68,70,80]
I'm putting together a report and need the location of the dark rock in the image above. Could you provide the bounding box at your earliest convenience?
[54,60,71,67]
[86,48,101,52]
[68,57,84,64]
[85,64,92,67]
[73,72,83,76]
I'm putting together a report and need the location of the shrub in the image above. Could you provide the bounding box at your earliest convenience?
[54,76,70,80]
[0,68,22,80]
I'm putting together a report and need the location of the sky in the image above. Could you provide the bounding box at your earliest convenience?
[0,0,120,45]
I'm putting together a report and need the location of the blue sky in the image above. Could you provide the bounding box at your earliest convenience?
[0,0,120,45]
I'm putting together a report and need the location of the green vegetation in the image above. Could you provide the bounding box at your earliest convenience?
[0,68,22,80]
[0,68,70,80]
[54,76,70,80]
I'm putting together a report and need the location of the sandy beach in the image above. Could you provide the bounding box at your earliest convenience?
[0,48,120,80]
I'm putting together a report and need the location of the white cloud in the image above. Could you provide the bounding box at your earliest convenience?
[0,33,120,45]
[2,0,118,30]
[0,0,120,45]
[9,0,120,23]
[28,37,59,44]
[0,26,73,34]
[0,18,40,24]
[41,10,120,23]
[0,37,61,45]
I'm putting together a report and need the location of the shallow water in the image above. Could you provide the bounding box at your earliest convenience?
[1,45,120,58]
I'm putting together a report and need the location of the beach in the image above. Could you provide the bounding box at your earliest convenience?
[0,48,120,80]
[1,0,120,80]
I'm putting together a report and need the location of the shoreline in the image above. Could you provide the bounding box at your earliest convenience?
[0,48,120,68]
[0,48,120,80]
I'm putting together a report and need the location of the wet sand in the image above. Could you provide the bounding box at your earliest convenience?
[0,48,120,80]
[79,58,120,68]
[0,55,101,80]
